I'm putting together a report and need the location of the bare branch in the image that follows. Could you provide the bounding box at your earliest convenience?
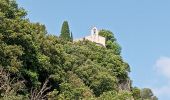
[0,68,25,97]
[30,78,51,100]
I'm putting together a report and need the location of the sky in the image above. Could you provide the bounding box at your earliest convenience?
[17,0,170,99]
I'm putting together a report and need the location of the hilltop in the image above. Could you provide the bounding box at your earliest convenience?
[0,0,157,100]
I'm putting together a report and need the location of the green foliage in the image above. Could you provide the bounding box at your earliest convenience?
[141,88,154,99]
[99,29,121,55]
[0,0,158,100]
[98,91,117,100]
[56,71,94,100]
[74,59,118,96]
[60,21,72,41]
[131,87,158,100]
[98,30,116,42]
[70,32,73,42]
[99,90,132,100]
[132,87,141,100]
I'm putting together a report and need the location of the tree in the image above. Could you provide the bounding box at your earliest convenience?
[98,30,116,42]
[0,68,27,100]
[99,29,121,55]
[152,96,158,100]
[30,78,51,100]
[60,21,71,41]
[99,90,132,100]
[132,87,141,100]
[141,88,153,99]
[70,32,73,42]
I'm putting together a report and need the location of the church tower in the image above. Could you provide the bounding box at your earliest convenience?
[91,27,98,37]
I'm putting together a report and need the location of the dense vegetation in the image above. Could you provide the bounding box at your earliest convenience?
[0,0,158,100]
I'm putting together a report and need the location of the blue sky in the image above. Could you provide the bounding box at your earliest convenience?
[17,0,170,99]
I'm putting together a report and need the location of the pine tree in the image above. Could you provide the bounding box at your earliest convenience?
[60,21,71,41]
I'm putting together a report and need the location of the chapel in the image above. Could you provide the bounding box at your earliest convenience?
[75,27,106,47]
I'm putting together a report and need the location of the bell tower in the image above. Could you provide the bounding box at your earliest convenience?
[91,27,98,36]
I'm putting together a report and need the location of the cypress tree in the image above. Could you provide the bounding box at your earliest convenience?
[60,21,71,41]
[70,32,73,42]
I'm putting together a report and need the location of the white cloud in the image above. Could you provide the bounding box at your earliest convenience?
[152,84,170,98]
[155,57,170,78]
[153,56,170,100]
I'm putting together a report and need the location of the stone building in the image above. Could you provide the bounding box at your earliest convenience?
[75,27,106,47]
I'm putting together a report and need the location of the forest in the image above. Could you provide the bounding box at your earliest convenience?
[0,0,158,100]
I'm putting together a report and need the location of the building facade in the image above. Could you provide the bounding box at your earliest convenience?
[75,27,106,47]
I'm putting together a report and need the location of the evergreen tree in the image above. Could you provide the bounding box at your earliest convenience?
[70,31,73,41]
[60,21,71,41]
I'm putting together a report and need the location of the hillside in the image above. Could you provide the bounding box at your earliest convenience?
[0,0,157,100]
